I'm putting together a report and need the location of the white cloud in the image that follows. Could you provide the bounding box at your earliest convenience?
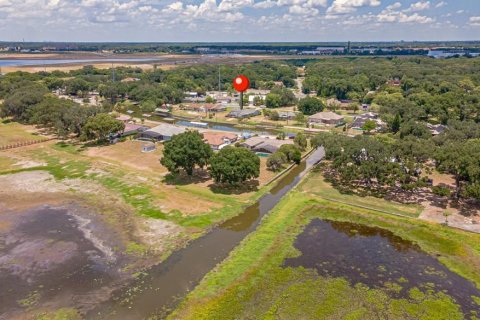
[377,3,434,24]
[253,0,276,8]
[469,16,480,26]
[327,0,381,15]
[435,1,446,8]
[218,0,254,12]
[385,2,401,10]
[404,1,430,13]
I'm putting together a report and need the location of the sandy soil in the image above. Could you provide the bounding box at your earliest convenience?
[1,53,305,73]
[420,201,480,233]
[416,171,480,233]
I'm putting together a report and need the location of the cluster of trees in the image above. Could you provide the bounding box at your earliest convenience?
[161,132,260,185]
[0,61,301,139]
[0,75,126,141]
[266,133,306,171]
[265,87,297,108]
[297,97,324,115]
[312,122,480,200]
[312,133,429,195]
[303,57,480,125]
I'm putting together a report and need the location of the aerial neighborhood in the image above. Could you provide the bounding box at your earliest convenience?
[1,43,480,320]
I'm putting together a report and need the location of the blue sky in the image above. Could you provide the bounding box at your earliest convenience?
[0,0,479,42]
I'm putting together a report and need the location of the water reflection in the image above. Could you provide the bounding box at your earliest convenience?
[284,219,480,316]
[89,148,325,319]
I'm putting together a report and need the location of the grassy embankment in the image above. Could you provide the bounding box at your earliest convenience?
[170,170,480,319]
[0,139,270,229]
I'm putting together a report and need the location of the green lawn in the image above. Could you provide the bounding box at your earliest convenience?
[169,174,480,319]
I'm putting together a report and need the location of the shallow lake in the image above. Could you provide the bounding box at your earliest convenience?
[0,206,126,318]
[284,219,480,317]
[0,58,160,67]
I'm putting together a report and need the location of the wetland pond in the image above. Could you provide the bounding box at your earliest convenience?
[0,205,130,319]
[284,219,480,317]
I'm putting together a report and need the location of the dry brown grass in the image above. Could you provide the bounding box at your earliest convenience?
[85,140,168,173]
[0,122,46,146]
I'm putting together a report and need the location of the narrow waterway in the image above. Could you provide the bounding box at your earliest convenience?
[89,147,326,319]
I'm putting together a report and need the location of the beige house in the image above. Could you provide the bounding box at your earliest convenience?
[308,112,345,126]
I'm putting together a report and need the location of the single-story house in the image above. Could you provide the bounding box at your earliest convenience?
[278,111,296,120]
[183,96,206,103]
[202,132,238,150]
[326,98,352,109]
[308,111,345,126]
[241,137,293,154]
[180,103,226,113]
[227,109,261,119]
[122,123,148,136]
[216,96,232,104]
[427,124,448,136]
[139,123,186,141]
[154,108,171,117]
[350,112,386,131]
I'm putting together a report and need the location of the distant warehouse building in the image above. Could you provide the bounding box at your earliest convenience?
[226,109,261,119]
[139,123,186,141]
[308,111,345,127]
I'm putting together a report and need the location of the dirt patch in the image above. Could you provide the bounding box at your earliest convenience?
[429,171,456,187]
[85,140,168,173]
[420,200,480,233]
[135,218,184,253]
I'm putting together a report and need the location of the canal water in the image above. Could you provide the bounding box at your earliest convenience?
[284,219,480,317]
[89,147,326,319]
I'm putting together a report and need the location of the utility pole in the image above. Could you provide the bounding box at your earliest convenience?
[111,63,115,82]
[218,67,221,92]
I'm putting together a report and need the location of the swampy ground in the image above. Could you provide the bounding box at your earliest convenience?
[0,122,277,318]
[171,168,480,320]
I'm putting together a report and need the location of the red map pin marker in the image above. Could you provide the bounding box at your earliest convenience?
[233,75,250,92]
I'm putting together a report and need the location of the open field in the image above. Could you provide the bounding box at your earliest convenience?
[0,122,47,147]
[170,170,480,320]
[0,122,282,317]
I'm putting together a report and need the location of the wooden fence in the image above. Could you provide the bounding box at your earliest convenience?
[0,138,54,151]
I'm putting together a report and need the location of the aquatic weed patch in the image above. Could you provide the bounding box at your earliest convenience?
[170,192,480,319]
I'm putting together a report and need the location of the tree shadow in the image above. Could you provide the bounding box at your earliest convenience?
[451,200,480,218]
[163,168,211,186]
[209,179,260,195]
[53,141,89,153]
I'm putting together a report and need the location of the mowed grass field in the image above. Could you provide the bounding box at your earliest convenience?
[169,170,480,320]
[0,122,46,146]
